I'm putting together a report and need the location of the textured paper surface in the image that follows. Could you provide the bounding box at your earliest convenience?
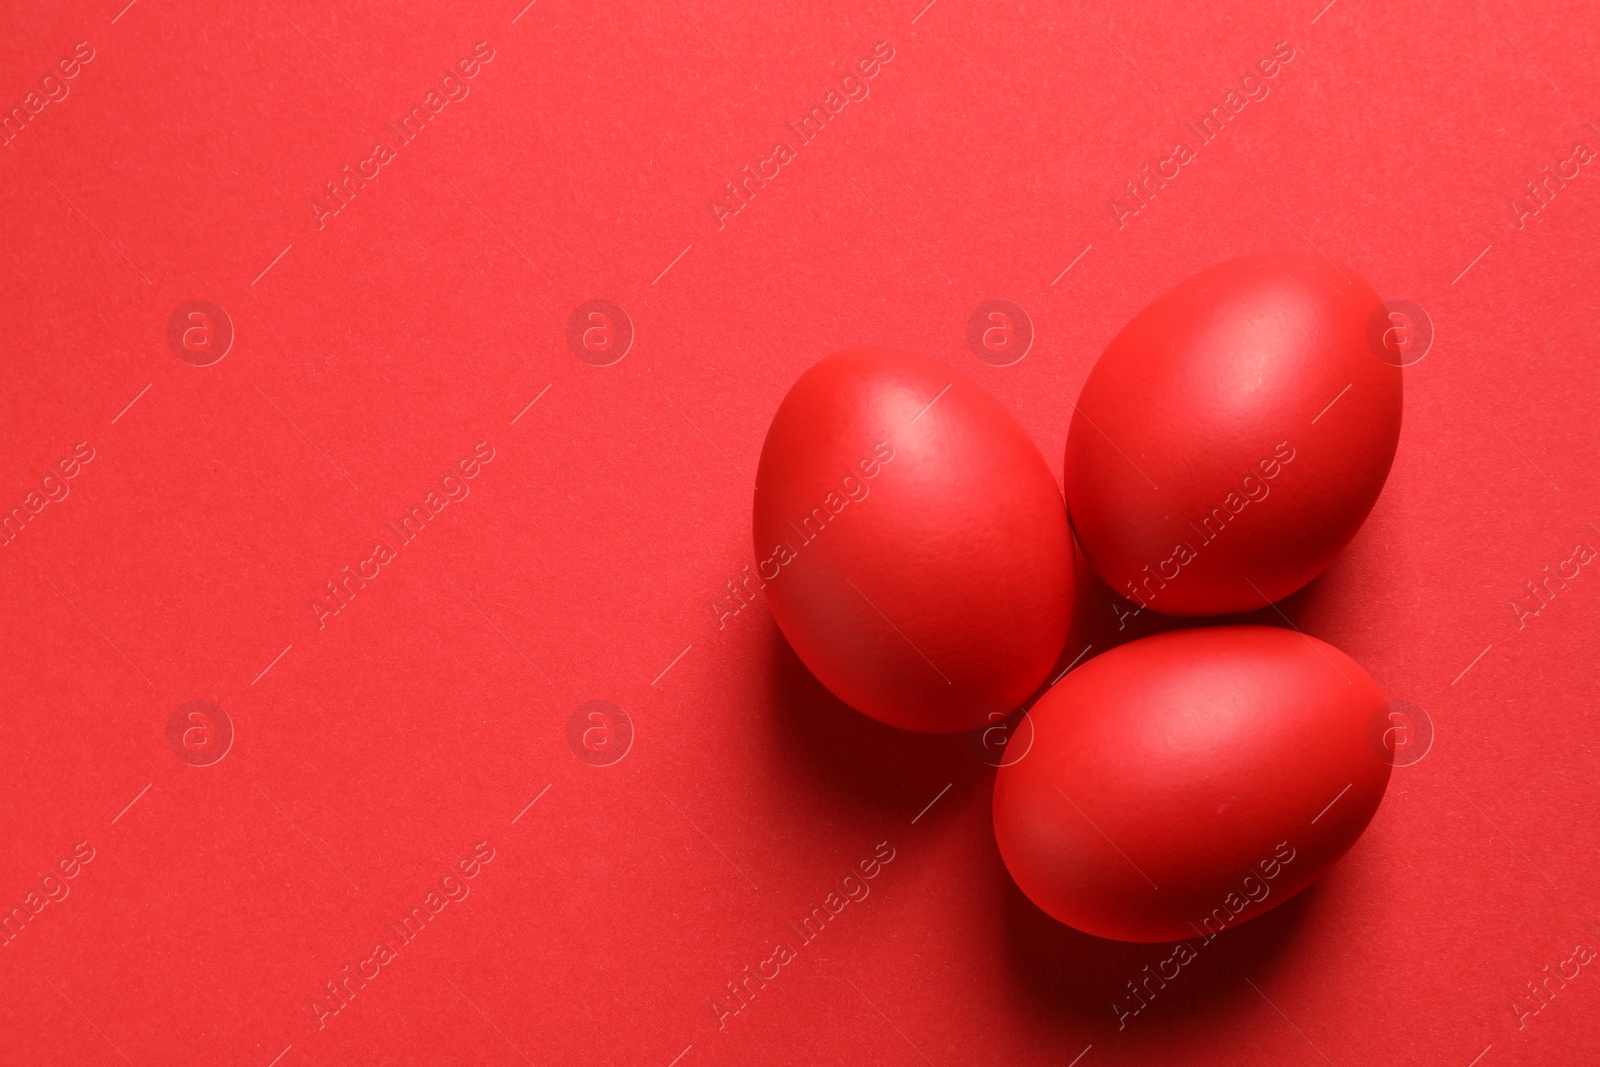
[2,1,1598,1064]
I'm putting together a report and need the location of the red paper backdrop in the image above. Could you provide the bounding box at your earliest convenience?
[3,0,1598,1064]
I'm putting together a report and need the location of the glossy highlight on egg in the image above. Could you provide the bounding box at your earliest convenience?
[1065,251,1403,617]
[754,347,1074,733]
[993,625,1391,942]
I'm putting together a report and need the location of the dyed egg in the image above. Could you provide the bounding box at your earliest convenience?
[992,625,1391,942]
[753,347,1073,733]
[1064,251,1402,616]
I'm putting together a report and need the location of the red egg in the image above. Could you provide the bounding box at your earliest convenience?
[992,625,1391,942]
[754,347,1073,733]
[1065,251,1402,616]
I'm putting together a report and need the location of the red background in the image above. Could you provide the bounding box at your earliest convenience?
[3,0,1598,1064]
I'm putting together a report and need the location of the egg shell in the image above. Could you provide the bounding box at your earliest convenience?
[992,624,1391,942]
[1064,251,1403,616]
[754,347,1074,733]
